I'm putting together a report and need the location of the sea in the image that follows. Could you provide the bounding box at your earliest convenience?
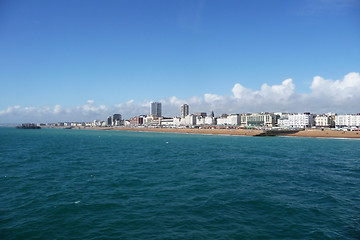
[0,127,359,240]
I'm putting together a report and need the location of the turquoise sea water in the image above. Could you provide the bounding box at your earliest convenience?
[0,127,359,239]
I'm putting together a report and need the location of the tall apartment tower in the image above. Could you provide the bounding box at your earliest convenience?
[112,114,122,126]
[180,104,189,118]
[107,116,112,126]
[150,102,162,117]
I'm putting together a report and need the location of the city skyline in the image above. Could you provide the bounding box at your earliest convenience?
[1,0,359,123]
[29,106,360,130]
[7,101,360,126]
[1,71,360,123]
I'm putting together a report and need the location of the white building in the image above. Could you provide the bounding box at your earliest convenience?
[204,116,216,125]
[227,114,241,125]
[216,117,227,125]
[124,120,131,126]
[194,113,216,126]
[143,115,161,126]
[315,114,332,128]
[195,116,205,125]
[173,117,182,127]
[71,122,85,127]
[217,114,241,126]
[277,118,290,128]
[335,114,360,128]
[183,114,196,126]
[160,118,174,127]
[278,113,315,128]
[93,120,103,127]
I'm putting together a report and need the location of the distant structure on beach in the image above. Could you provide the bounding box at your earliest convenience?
[150,102,162,117]
[180,104,189,118]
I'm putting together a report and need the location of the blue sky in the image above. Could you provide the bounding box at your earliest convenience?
[0,0,359,122]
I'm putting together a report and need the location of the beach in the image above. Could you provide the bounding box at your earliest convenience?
[82,127,360,139]
[288,129,360,138]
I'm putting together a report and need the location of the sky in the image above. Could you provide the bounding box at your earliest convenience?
[0,0,359,123]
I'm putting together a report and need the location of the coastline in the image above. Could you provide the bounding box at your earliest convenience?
[72,127,360,139]
[288,129,360,139]
[87,127,264,136]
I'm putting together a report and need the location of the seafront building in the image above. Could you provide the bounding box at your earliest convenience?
[112,114,122,126]
[335,114,360,128]
[278,113,315,128]
[217,114,241,126]
[143,115,161,126]
[107,116,112,126]
[150,102,162,117]
[159,117,174,127]
[106,114,122,126]
[180,104,189,118]
[314,114,334,128]
[204,115,216,125]
[129,116,144,126]
[183,114,196,126]
[195,115,205,125]
[241,113,276,127]
[93,120,104,127]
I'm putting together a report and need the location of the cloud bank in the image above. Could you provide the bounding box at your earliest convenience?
[1,72,359,123]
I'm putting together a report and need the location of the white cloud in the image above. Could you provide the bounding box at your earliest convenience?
[0,72,359,123]
[310,72,360,99]
[53,105,63,114]
[305,72,360,112]
[232,83,253,100]
[188,96,203,105]
[126,99,134,104]
[204,93,223,103]
[229,78,298,112]
[167,96,184,106]
[0,105,20,115]
[259,78,295,101]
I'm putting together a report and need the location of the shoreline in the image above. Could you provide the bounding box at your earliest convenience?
[70,127,360,139]
[287,129,360,139]
[87,127,264,136]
